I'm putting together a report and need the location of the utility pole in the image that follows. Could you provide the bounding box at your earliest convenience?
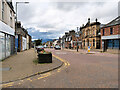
[77,27,79,52]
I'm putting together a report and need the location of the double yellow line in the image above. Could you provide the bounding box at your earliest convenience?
[1,55,70,88]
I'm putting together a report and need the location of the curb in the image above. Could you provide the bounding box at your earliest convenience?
[1,57,64,84]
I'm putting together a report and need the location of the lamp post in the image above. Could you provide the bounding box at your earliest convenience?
[15,2,29,34]
[76,27,79,52]
[15,2,29,53]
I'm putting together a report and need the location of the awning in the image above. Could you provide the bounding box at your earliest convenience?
[0,21,15,36]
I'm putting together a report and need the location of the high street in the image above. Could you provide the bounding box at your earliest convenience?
[3,48,118,88]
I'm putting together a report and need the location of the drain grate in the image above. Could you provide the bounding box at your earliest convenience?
[0,67,11,71]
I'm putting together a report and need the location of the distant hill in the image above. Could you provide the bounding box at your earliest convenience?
[42,39,54,43]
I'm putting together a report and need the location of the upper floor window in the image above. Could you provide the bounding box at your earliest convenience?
[2,0,5,20]
[110,28,113,35]
[10,10,12,18]
[103,29,105,36]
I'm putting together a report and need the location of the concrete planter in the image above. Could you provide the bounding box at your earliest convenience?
[38,53,52,63]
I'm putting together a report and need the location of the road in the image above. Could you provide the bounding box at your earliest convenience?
[2,48,118,88]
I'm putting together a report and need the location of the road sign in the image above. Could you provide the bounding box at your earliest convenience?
[88,46,90,53]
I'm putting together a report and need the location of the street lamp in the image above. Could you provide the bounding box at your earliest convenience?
[76,27,79,52]
[15,2,29,53]
[15,1,29,34]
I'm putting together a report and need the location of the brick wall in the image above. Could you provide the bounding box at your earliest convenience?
[101,24,120,49]
[101,25,120,36]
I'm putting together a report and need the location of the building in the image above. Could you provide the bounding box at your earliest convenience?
[80,18,101,49]
[26,34,32,50]
[15,21,28,52]
[57,37,62,47]
[53,39,58,47]
[0,0,15,61]
[101,16,120,52]
[61,30,77,49]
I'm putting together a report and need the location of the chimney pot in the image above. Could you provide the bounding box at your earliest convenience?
[96,18,98,22]
[88,18,90,23]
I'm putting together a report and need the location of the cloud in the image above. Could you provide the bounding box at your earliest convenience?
[12,0,118,40]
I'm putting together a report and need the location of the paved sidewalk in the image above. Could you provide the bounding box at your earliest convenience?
[63,48,118,57]
[2,49,63,83]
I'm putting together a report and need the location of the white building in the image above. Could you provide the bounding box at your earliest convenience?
[0,0,15,61]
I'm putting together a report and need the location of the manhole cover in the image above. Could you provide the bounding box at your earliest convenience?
[0,68,11,71]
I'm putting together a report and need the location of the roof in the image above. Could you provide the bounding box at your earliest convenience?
[6,1,15,14]
[102,16,120,28]
[80,21,101,29]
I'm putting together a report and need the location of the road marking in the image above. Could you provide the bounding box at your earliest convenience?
[52,54,70,73]
[1,53,70,88]
[27,78,32,82]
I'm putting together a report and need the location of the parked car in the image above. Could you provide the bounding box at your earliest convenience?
[36,46,44,53]
[50,46,53,48]
[55,45,61,50]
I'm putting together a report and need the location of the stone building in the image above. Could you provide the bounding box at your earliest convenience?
[101,16,120,52]
[61,30,77,49]
[0,0,15,60]
[80,18,101,49]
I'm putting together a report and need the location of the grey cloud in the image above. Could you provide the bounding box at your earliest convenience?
[27,27,63,39]
[54,2,105,11]
[12,1,118,40]
[37,23,55,28]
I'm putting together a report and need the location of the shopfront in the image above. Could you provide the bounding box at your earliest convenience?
[101,35,120,52]
[0,32,5,61]
[0,21,15,61]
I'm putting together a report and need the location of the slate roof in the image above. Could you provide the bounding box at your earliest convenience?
[6,0,15,14]
[102,16,120,28]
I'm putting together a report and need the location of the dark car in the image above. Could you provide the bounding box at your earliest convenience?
[55,45,61,50]
[36,46,44,53]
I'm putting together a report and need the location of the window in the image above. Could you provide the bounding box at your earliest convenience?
[87,40,89,46]
[93,30,95,35]
[84,40,85,46]
[93,39,95,47]
[108,40,113,49]
[2,0,4,20]
[103,29,105,36]
[113,39,119,49]
[110,28,113,35]
[10,11,13,27]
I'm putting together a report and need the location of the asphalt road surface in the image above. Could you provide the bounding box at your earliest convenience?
[2,48,118,88]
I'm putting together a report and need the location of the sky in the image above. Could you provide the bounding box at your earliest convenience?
[12,0,119,40]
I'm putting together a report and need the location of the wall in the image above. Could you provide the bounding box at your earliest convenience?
[0,0,15,30]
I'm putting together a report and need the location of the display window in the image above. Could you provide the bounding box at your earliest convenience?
[0,32,5,60]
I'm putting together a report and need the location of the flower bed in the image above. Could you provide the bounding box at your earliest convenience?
[37,50,52,63]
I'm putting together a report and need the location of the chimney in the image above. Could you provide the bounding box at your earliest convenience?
[82,24,84,27]
[96,18,98,22]
[88,18,90,23]
[69,30,75,35]
[65,32,68,35]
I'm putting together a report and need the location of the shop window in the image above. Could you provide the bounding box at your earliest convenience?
[108,40,113,49]
[113,39,119,49]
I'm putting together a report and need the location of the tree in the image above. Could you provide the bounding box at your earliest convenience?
[34,39,42,46]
